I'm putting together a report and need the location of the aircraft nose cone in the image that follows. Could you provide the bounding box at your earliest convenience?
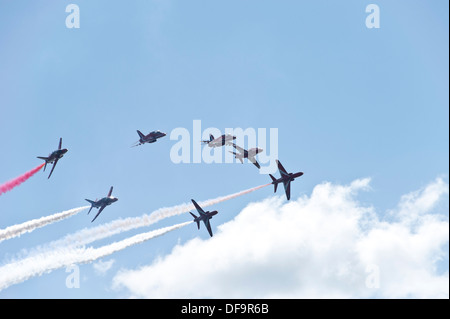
[62,148,68,153]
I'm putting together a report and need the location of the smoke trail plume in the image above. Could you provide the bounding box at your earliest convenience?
[0,184,269,291]
[0,163,45,196]
[50,183,270,248]
[151,183,271,221]
[0,221,191,291]
[0,206,89,243]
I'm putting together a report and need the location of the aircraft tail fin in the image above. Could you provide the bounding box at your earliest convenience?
[85,199,95,214]
[37,157,48,171]
[201,135,214,144]
[269,174,278,193]
[189,212,200,229]
[137,130,145,139]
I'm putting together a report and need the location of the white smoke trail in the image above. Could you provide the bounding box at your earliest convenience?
[148,183,270,221]
[0,221,191,291]
[48,184,270,248]
[0,206,89,243]
[0,184,268,290]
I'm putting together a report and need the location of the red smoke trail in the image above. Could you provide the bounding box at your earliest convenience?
[0,163,45,196]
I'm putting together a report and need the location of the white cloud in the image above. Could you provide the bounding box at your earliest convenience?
[393,177,449,223]
[112,178,449,298]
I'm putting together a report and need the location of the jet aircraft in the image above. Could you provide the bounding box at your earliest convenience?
[229,144,263,169]
[201,134,236,148]
[189,199,218,237]
[37,137,68,179]
[269,160,303,200]
[85,186,118,222]
[132,130,166,147]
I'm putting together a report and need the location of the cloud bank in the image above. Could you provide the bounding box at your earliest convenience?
[113,177,449,298]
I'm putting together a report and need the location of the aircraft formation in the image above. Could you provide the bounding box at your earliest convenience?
[35,130,303,237]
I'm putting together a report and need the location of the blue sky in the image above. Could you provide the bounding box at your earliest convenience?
[0,1,448,298]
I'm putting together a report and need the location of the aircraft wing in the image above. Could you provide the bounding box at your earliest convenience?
[277,160,289,178]
[137,130,145,139]
[191,199,206,216]
[58,137,62,150]
[248,156,261,169]
[107,186,113,197]
[283,180,291,201]
[203,218,213,237]
[47,159,59,179]
[224,137,236,146]
[225,134,236,141]
[91,205,106,222]
[232,144,245,154]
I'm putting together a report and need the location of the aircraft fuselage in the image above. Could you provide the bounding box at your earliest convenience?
[92,196,118,208]
[235,147,263,159]
[272,172,303,185]
[204,135,236,148]
[193,210,218,223]
[139,131,166,145]
[44,148,68,163]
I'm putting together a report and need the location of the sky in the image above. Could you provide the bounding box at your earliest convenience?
[0,1,448,298]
